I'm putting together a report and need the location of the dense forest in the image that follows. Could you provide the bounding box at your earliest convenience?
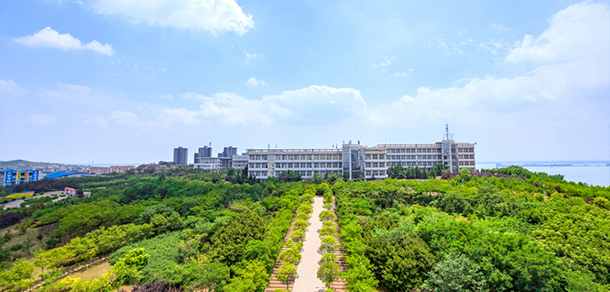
[0,165,609,291]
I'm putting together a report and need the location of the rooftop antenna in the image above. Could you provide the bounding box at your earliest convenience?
[209,142,211,147]
[275,143,277,149]
[444,124,454,141]
[268,143,270,150]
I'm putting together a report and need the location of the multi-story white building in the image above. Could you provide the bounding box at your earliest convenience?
[231,155,249,170]
[193,154,249,171]
[193,157,222,171]
[247,148,343,180]
[246,132,475,180]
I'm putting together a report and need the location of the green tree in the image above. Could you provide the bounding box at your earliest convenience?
[165,257,229,292]
[343,254,378,292]
[224,260,269,292]
[277,262,297,290]
[319,236,340,253]
[291,229,306,242]
[113,248,150,285]
[422,253,488,292]
[279,246,302,265]
[365,229,435,292]
[317,260,340,288]
[293,219,309,231]
[210,209,265,266]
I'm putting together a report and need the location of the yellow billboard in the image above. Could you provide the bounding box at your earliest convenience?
[16,171,21,182]
[24,171,29,181]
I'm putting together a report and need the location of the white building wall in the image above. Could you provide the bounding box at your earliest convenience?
[247,141,475,180]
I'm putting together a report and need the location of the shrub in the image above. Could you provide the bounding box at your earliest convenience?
[593,197,610,210]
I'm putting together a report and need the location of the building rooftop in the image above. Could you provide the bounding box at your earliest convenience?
[45,171,83,179]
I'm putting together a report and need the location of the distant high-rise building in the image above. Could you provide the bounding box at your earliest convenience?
[218,146,238,158]
[194,146,213,164]
[173,147,188,165]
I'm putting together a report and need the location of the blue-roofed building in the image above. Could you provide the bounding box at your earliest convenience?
[0,169,40,186]
[44,171,85,179]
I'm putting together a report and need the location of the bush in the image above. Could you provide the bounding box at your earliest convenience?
[294,219,308,231]
[593,197,610,210]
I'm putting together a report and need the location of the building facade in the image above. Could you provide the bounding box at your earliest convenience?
[231,155,249,170]
[246,137,475,180]
[193,157,222,171]
[90,165,135,175]
[193,154,249,171]
[0,169,40,186]
[173,147,188,165]
[218,146,238,158]
[194,145,213,164]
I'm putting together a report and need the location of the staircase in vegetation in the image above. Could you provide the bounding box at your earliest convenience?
[265,207,300,292]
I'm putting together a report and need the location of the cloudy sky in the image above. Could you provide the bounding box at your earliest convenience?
[1,0,609,164]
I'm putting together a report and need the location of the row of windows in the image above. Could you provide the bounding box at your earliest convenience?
[251,171,268,177]
[365,171,387,177]
[459,161,476,166]
[275,162,342,169]
[458,155,475,159]
[249,163,268,169]
[389,155,443,160]
[194,164,220,168]
[250,170,342,177]
[458,148,475,153]
[364,154,386,160]
[388,161,438,167]
[365,162,386,168]
[250,154,343,161]
[389,148,441,154]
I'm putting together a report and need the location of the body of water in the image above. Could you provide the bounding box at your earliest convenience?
[477,163,610,187]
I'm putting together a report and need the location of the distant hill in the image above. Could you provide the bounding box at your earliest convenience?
[0,159,84,170]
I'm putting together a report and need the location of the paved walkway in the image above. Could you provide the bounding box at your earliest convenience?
[293,196,326,292]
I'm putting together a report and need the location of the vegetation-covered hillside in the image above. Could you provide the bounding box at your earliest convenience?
[0,166,608,292]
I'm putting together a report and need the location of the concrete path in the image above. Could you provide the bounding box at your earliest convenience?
[293,196,326,292]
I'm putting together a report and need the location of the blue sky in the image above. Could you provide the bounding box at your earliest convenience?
[1,0,609,164]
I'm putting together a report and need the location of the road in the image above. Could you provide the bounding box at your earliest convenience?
[293,195,326,292]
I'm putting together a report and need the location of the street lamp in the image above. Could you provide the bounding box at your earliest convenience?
[324,205,332,222]
[321,242,340,256]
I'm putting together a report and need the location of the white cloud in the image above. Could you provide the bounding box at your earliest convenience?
[246,77,265,86]
[84,116,108,128]
[192,92,287,126]
[110,110,156,129]
[91,0,254,36]
[26,114,57,126]
[0,79,26,98]
[262,85,366,124]
[14,27,114,56]
[176,85,365,126]
[507,1,609,63]
[158,108,202,126]
[369,1,610,126]
[159,94,174,100]
[393,68,414,78]
[379,59,392,67]
[244,50,258,60]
